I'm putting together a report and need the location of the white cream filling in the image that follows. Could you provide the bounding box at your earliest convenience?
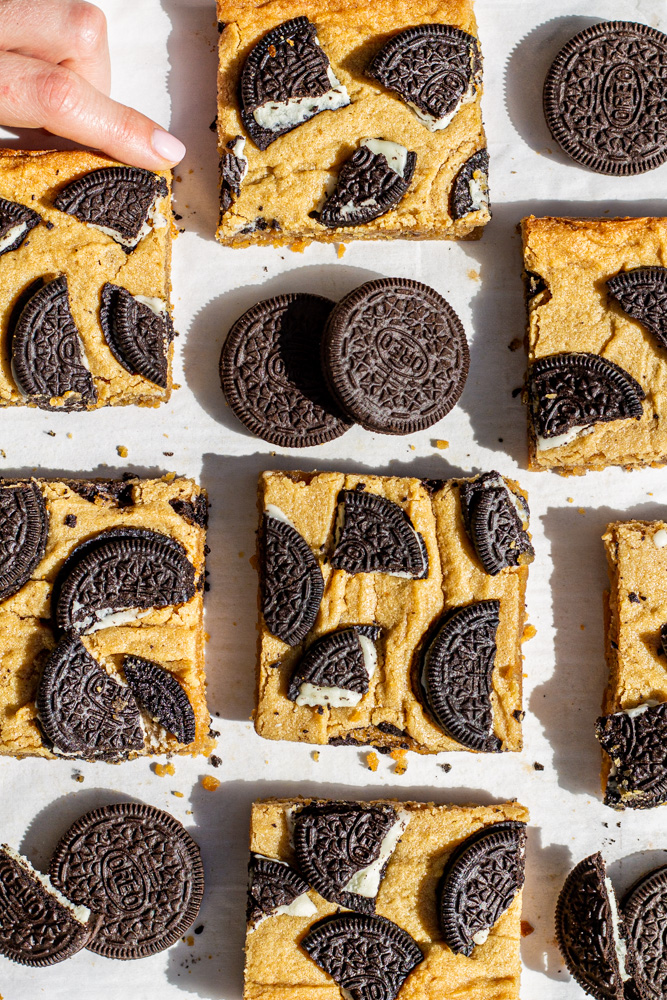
[654,528,667,548]
[467,171,489,212]
[361,138,409,177]
[536,424,595,451]
[75,605,152,634]
[264,504,296,529]
[619,700,658,718]
[0,222,28,253]
[230,137,249,184]
[472,928,490,946]
[1,845,90,924]
[134,295,167,316]
[604,877,631,982]
[295,632,377,708]
[91,194,167,249]
[408,74,477,131]
[343,812,410,898]
[253,65,349,131]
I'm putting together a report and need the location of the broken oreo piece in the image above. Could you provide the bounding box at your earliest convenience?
[331,490,428,578]
[322,278,469,434]
[100,284,172,388]
[239,17,349,150]
[287,626,381,707]
[301,912,423,1000]
[367,23,482,131]
[622,865,667,1000]
[220,293,351,448]
[53,166,168,250]
[318,139,416,228]
[596,702,667,809]
[49,803,204,959]
[247,854,315,927]
[52,527,196,636]
[528,352,645,446]
[450,149,489,220]
[606,268,667,351]
[0,481,48,601]
[220,136,248,215]
[0,197,41,255]
[124,655,196,745]
[11,275,96,410]
[36,635,144,761]
[421,601,502,752]
[438,821,526,956]
[261,509,324,646]
[459,472,534,575]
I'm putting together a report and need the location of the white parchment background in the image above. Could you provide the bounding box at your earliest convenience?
[1,0,667,996]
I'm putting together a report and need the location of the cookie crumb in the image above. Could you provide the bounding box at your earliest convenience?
[521,921,534,937]
[116,445,128,458]
[172,790,184,798]
[72,771,84,782]
[522,623,537,641]
[209,755,222,768]
[311,751,320,762]
[366,751,379,772]
[467,269,480,281]
[390,748,408,775]
[508,338,522,351]
[186,935,194,947]
[566,497,574,503]
[154,762,175,777]
[439,762,452,773]
[433,439,449,450]
[336,243,346,258]
[578,507,586,515]
[45,430,56,437]
[201,775,220,791]
[533,762,544,771]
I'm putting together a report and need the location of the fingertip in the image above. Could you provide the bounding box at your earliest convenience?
[151,128,186,166]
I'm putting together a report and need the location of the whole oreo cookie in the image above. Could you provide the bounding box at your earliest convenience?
[123,655,196,745]
[459,472,534,575]
[260,508,324,646]
[318,139,416,228]
[623,865,667,1000]
[246,854,314,926]
[220,293,350,448]
[287,626,381,707]
[49,803,204,959]
[0,481,48,601]
[596,702,667,809]
[450,149,489,220]
[0,197,41,255]
[606,268,667,351]
[100,284,172,387]
[322,278,469,434]
[331,489,428,578]
[543,21,667,175]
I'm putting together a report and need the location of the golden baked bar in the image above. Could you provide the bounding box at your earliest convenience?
[0,476,212,759]
[523,215,667,474]
[244,796,528,1000]
[0,149,173,410]
[216,0,489,247]
[254,470,532,754]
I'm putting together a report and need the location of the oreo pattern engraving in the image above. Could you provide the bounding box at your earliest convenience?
[318,144,416,228]
[54,166,167,246]
[450,149,489,219]
[246,855,310,925]
[0,481,48,601]
[124,655,196,745]
[607,267,667,350]
[623,866,667,1000]
[49,803,204,959]
[0,197,41,255]
[332,490,428,578]
[261,513,324,646]
[460,472,534,575]
[437,821,526,956]
[100,284,171,387]
[422,602,501,752]
[301,912,423,1000]
[596,702,667,809]
[11,276,96,410]
[36,636,144,761]
[287,626,381,703]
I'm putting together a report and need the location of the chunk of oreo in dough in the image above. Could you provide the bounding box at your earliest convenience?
[0,198,41,255]
[331,489,428,578]
[318,139,416,228]
[100,283,172,387]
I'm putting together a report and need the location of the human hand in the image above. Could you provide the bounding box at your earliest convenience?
[0,0,185,168]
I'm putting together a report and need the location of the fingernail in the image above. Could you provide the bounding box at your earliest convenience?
[151,128,186,164]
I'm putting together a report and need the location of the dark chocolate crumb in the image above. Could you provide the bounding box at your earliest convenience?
[209,728,220,739]
[512,387,523,398]
[194,925,204,935]
[173,213,182,221]
[64,514,77,527]
[46,430,56,436]
[164,451,174,456]
[533,762,544,771]
[439,762,452,773]
[209,755,221,768]
[209,119,217,132]
[628,592,641,603]
[45,220,55,230]
[610,640,618,649]
[513,709,526,722]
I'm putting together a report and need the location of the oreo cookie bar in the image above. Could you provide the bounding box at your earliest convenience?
[597,520,667,809]
[522,215,667,473]
[254,470,533,754]
[0,475,212,759]
[244,797,528,1000]
[216,1,489,247]
[0,149,173,410]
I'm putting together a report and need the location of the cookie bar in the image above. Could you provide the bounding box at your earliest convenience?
[244,796,528,1000]
[0,149,173,410]
[596,520,667,809]
[216,0,490,247]
[522,215,667,473]
[254,470,533,754]
[0,476,212,759]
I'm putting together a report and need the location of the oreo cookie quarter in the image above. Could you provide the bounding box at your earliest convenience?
[0,480,48,601]
[287,626,381,707]
[322,278,469,434]
[595,701,667,809]
[123,655,196,745]
[100,284,173,387]
[0,197,41,255]
[318,139,416,228]
[247,854,315,927]
[331,489,428,578]
[622,866,667,1000]
[450,149,489,220]
[606,268,667,351]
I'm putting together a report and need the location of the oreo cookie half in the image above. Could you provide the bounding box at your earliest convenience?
[527,352,645,448]
[556,853,632,999]
[100,284,172,387]
[220,293,350,448]
[11,275,96,410]
[459,472,534,575]
[261,507,324,646]
[331,489,428,578]
[52,527,196,636]
[318,139,416,228]
[49,803,205,959]
[450,149,489,220]
[293,802,409,914]
[54,166,168,250]
[544,21,667,175]
[220,136,249,215]
[301,912,423,1000]
[438,821,527,956]
[287,626,381,707]
[607,268,667,351]
[246,854,315,927]
[623,865,667,1000]
[322,278,469,434]
[421,601,502,752]
[239,17,349,150]
[367,23,482,131]
[0,197,41,255]
[123,655,196,745]
[36,635,144,761]
[0,481,48,601]
[596,702,667,809]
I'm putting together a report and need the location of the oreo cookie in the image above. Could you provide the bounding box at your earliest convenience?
[52,527,196,636]
[49,803,204,959]
[239,17,350,150]
[527,353,645,446]
[0,845,92,966]
[421,601,502,752]
[437,821,526,956]
[318,139,416,228]
[595,702,667,809]
[301,912,423,1000]
[220,136,248,215]
[11,275,97,410]
[54,166,168,250]
[331,489,428,578]
[36,635,144,761]
[0,481,48,601]
[459,472,534,575]
[100,284,173,387]
[622,865,667,1000]
[287,626,381,707]
[366,24,482,131]
[606,268,667,350]
[0,197,41,255]
[322,278,469,434]
[450,149,489,220]
[261,508,324,646]
[123,655,196,745]
[246,854,315,927]
[220,293,350,448]
[544,21,667,175]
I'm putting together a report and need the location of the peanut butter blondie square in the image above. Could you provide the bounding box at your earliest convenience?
[254,470,533,754]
